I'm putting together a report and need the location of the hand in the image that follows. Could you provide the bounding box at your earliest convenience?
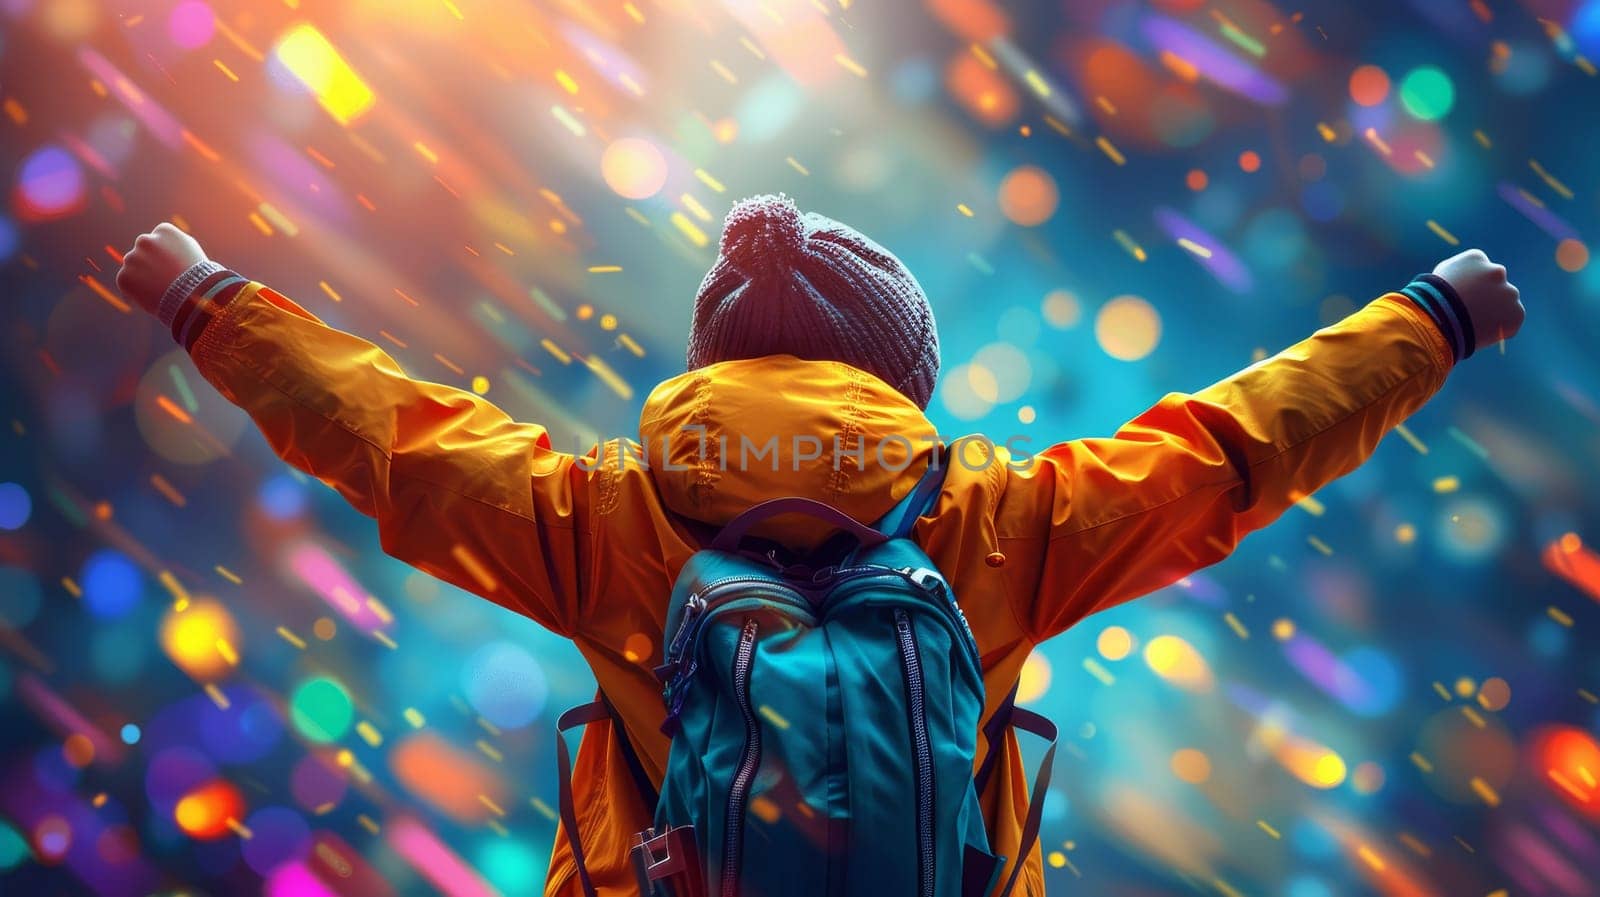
[117,223,208,316]
[1433,249,1525,346]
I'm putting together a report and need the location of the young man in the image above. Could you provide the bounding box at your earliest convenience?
[117,195,1522,895]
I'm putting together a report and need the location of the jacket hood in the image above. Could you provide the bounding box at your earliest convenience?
[638,355,940,538]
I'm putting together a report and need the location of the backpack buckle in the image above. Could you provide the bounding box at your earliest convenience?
[903,566,944,592]
[630,825,704,897]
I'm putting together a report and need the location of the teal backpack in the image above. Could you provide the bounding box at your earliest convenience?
[558,465,1057,897]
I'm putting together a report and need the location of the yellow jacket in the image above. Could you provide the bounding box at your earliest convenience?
[182,278,1452,896]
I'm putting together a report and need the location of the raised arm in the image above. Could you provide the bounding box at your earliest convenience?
[117,224,592,636]
[996,251,1524,642]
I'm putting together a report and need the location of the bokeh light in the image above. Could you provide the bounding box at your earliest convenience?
[1040,290,1080,329]
[1016,651,1052,703]
[0,821,27,871]
[1477,677,1511,711]
[1170,748,1211,784]
[174,780,245,839]
[600,138,669,200]
[168,1,216,49]
[389,732,508,824]
[288,677,355,743]
[1557,238,1589,273]
[80,549,143,620]
[0,482,31,530]
[34,815,71,862]
[1348,65,1390,106]
[997,165,1059,227]
[271,24,375,124]
[160,600,241,681]
[1535,726,1600,815]
[1094,296,1162,361]
[1142,635,1213,693]
[944,52,1018,127]
[477,838,545,895]
[460,641,547,730]
[1398,66,1455,120]
[1097,625,1134,660]
[14,145,86,220]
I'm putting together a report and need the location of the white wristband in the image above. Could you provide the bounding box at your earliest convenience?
[156,260,225,328]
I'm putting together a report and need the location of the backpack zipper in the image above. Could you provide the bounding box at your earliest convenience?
[895,609,935,897]
[665,576,816,665]
[722,617,762,897]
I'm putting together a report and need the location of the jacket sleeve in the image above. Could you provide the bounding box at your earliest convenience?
[995,291,1457,643]
[164,263,590,636]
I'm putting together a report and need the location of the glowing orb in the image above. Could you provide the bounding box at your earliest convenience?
[0,821,27,870]
[160,599,240,681]
[15,146,86,219]
[1171,748,1211,783]
[1478,677,1511,711]
[938,363,994,421]
[168,1,215,49]
[600,138,668,200]
[63,733,95,768]
[1041,289,1081,329]
[1351,761,1385,794]
[1095,295,1162,361]
[289,677,354,743]
[1536,726,1600,815]
[945,52,1018,127]
[1348,65,1390,106]
[462,641,547,730]
[174,780,244,839]
[997,165,1058,227]
[1399,66,1454,120]
[81,550,142,620]
[1143,634,1212,692]
[1557,238,1589,273]
[0,482,30,530]
[1016,651,1052,703]
[33,816,71,861]
[1097,626,1134,660]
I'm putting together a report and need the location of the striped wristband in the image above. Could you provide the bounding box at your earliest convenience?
[1399,273,1476,362]
[157,261,250,352]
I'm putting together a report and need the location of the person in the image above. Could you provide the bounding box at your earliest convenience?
[116,195,1523,896]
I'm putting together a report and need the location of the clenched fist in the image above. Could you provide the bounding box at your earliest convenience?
[117,223,208,316]
[1433,249,1525,345]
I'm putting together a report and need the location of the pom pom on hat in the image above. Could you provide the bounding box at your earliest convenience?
[687,196,940,409]
[718,194,805,279]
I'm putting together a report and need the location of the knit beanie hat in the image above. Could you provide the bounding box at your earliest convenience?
[686,195,940,409]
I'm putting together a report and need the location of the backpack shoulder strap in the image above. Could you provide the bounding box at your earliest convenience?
[556,691,661,897]
[995,708,1058,897]
[872,460,948,540]
[556,700,608,897]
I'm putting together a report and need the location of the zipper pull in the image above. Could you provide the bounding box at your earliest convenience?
[664,592,705,661]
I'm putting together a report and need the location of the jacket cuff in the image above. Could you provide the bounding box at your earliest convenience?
[1399,274,1476,362]
[159,262,252,352]
[156,260,223,327]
